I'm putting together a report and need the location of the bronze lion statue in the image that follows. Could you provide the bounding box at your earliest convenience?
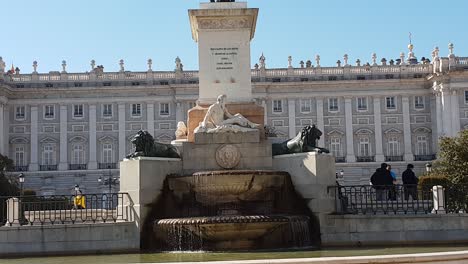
[272,125,329,156]
[126,130,180,159]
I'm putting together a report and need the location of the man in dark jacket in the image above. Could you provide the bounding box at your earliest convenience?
[402,164,418,200]
[370,163,394,201]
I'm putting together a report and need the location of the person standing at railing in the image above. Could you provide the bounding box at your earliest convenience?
[73,187,86,209]
[402,164,418,200]
[370,163,394,201]
[387,164,397,200]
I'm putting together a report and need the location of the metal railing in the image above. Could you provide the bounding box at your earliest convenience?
[356,156,375,162]
[98,163,117,169]
[9,166,28,172]
[1,193,131,226]
[69,164,87,170]
[40,165,58,171]
[335,157,346,163]
[385,156,403,162]
[414,154,436,161]
[331,184,468,215]
[331,184,434,215]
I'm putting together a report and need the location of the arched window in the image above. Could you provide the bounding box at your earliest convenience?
[387,137,400,156]
[15,146,25,166]
[102,143,113,164]
[358,137,371,157]
[416,135,429,155]
[42,144,55,165]
[330,137,342,157]
[72,145,85,164]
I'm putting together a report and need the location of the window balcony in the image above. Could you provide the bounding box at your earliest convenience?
[98,163,117,169]
[69,164,87,170]
[414,154,436,161]
[385,156,404,162]
[40,165,58,171]
[9,166,29,172]
[335,157,346,163]
[356,156,375,162]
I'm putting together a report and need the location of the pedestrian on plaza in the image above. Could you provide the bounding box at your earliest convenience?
[402,164,419,200]
[370,163,394,201]
[387,164,397,200]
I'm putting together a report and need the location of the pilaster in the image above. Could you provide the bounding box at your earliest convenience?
[261,99,267,124]
[29,106,39,171]
[118,103,126,162]
[316,98,325,147]
[175,102,183,124]
[288,99,296,138]
[450,90,461,136]
[402,96,414,161]
[373,97,384,162]
[0,102,5,155]
[344,97,355,162]
[147,103,155,135]
[440,85,453,137]
[88,104,98,169]
[58,105,68,170]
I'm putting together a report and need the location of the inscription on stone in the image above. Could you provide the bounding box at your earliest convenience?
[211,47,239,71]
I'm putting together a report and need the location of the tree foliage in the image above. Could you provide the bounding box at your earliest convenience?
[0,154,19,196]
[429,130,468,184]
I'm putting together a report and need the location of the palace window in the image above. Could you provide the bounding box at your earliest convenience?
[102,144,113,164]
[330,137,342,158]
[73,104,84,118]
[358,137,371,157]
[160,103,170,116]
[42,144,55,165]
[300,99,311,113]
[131,104,142,117]
[465,91,468,104]
[386,97,396,110]
[387,137,400,156]
[15,106,25,120]
[15,146,26,166]
[44,105,55,119]
[273,100,283,113]
[414,96,425,109]
[72,145,85,164]
[188,101,196,109]
[357,97,368,111]
[328,98,339,112]
[102,104,113,117]
[416,135,429,155]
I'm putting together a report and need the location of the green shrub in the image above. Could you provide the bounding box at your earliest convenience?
[419,175,450,189]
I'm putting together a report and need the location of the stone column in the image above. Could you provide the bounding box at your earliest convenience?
[5,198,20,227]
[88,104,98,169]
[430,96,439,153]
[0,102,5,155]
[440,86,453,137]
[58,105,68,171]
[118,103,126,162]
[435,94,443,139]
[316,98,325,147]
[261,99,268,125]
[344,97,355,162]
[29,106,39,171]
[450,90,461,136]
[288,99,296,138]
[147,103,155,135]
[175,102,183,124]
[373,97,384,162]
[402,96,414,161]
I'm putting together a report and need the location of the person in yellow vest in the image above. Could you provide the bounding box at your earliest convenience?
[73,186,86,209]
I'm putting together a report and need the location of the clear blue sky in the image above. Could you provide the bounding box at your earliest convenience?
[2,0,467,73]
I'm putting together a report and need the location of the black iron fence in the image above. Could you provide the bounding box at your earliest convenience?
[0,193,131,226]
[330,184,468,215]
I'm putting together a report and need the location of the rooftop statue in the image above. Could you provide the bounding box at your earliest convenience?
[126,130,180,159]
[272,125,330,155]
[195,94,259,133]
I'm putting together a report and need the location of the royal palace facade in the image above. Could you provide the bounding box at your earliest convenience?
[1,44,468,194]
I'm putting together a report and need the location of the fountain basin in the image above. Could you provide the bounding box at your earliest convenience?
[154,215,310,251]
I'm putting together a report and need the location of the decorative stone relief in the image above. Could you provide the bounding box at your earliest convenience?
[198,17,251,30]
[215,144,240,169]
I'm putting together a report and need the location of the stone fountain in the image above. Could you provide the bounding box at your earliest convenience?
[119,0,336,252]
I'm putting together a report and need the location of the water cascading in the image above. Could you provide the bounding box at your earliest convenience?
[149,170,317,251]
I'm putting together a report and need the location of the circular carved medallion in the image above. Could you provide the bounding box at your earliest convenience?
[216,144,241,169]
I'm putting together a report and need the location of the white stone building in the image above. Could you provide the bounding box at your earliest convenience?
[1,42,467,194]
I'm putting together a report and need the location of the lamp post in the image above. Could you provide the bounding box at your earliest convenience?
[98,174,119,194]
[425,163,432,173]
[336,169,344,179]
[18,173,24,197]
